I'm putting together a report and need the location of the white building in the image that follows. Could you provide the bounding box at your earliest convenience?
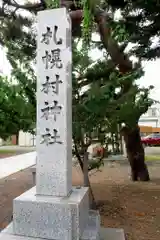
[18,131,36,147]
[139,104,160,128]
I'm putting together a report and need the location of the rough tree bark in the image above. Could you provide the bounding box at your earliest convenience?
[121,126,150,181]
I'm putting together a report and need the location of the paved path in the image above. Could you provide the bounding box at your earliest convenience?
[0,152,36,179]
[145,146,160,155]
[0,146,35,151]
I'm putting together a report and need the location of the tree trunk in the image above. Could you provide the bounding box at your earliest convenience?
[83,152,89,187]
[83,152,96,209]
[16,133,19,145]
[111,133,115,154]
[121,125,150,181]
[119,125,123,154]
[73,139,96,208]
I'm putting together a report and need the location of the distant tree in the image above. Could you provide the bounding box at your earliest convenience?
[0,75,35,141]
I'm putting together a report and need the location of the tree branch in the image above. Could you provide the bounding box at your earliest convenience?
[88,1,133,73]
[73,136,83,171]
[2,0,45,12]
[70,9,82,21]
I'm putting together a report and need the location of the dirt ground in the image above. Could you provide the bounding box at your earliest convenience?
[0,163,160,240]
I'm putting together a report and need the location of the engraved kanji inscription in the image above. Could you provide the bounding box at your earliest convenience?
[42,49,63,69]
[41,101,50,120]
[41,27,52,45]
[40,128,62,145]
[41,75,62,95]
[41,76,51,94]
[41,100,62,121]
[54,26,62,45]
[41,26,62,45]
[50,100,62,121]
[52,74,62,94]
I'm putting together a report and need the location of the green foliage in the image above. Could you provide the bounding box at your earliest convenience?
[0,20,36,138]
[111,22,129,42]
[107,0,160,60]
[0,10,33,46]
[6,35,36,108]
[0,75,34,139]
[84,60,153,128]
[72,42,153,156]
[81,0,93,48]
[46,0,60,8]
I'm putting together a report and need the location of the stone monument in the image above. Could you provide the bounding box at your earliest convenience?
[0,8,125,240]
[0,8,100,240]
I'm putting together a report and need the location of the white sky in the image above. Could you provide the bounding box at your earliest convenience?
[0,1,160,102]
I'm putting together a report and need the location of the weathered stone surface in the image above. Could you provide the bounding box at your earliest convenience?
[36,8,72,197]
[13,186,89,240]
[100,227,125,240]
[0,233,38,240]
[81,210,100,240]
[1,224,125,240]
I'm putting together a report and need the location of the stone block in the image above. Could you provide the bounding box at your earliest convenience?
[13,193,72,239]
[1,223,125,240]
[30,165,36,185]
[13,186,89,240]
[81,210,100,240]
[0,233,37,240]
[1,224,36,239]
[100,227,125,240]
[36,167,72,197]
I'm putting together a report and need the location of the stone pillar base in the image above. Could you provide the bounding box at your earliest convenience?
[1,224,125,240]
[4,186,100,240]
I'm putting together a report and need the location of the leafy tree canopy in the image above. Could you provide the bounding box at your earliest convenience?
[107,0,160,60]
[0,74,35,139]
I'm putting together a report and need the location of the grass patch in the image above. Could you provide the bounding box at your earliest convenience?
[0,149,18,154]
[145,155,160,161]
[0,149,33,154]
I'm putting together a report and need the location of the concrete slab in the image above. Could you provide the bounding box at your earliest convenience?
[0,152,36,179]
[100,227,125,240]
[81,210,100,240]
[1,226,125,240]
